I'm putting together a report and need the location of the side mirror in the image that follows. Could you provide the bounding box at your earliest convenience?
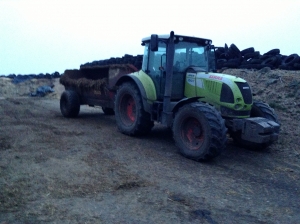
[150,34,158,51]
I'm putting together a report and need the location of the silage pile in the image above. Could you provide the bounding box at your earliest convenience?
[0,78,64,99]
[59,72,108,91]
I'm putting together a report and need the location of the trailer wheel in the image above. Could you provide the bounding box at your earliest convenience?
[230,101,280,149]
[102,107,115,115]
[60,90,80,118]
[173,102,227,161]
[115,82,153,136]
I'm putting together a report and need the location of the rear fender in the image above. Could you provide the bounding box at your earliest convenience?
[116,71,157,113]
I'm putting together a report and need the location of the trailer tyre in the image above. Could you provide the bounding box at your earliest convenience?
[173,102,227,161]
[60,90,80,118]
[115,82,154,136]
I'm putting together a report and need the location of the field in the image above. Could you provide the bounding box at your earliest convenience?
[0,68,299,223]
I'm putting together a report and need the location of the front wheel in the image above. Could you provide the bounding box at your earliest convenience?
[250,101,279,124]
[114,82,154,136]
[173,102,227,161]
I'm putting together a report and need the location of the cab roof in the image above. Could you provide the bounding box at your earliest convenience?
[141,34,212,46]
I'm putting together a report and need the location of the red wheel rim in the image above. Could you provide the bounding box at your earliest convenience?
[126,97,136,122]
[181,117,204,150]
[119,94,136,126]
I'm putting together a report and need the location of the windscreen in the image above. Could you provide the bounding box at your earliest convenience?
[173,42,207,72]
[208,47,216,71]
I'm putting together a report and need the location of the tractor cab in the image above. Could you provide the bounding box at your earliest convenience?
[141,33,216,100]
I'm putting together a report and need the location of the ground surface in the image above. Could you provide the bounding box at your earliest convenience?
[0,69,299,223]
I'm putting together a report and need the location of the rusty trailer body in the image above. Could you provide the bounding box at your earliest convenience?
[60,64,138,109]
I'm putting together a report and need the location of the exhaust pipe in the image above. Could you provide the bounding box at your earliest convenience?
[162,31,175,126]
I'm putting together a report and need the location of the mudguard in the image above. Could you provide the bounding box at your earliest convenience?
[123,70,157,113]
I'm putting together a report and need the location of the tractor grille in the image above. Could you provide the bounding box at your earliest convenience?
[220,83,234,103]
[235,82,252,104]
[205,80,218,94]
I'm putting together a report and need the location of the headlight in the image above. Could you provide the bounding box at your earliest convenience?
[234,104,243,110]
[236,98,242,103]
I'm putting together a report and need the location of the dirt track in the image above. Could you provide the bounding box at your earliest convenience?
[0,96,299,223]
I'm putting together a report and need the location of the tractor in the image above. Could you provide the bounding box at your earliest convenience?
[60,31,280,160]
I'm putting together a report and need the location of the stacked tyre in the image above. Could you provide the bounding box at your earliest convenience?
[80,47,300,71]
[80,54,143,70]
[215,44,300,70]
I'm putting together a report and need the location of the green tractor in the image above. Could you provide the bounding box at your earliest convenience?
[60,31,280,161]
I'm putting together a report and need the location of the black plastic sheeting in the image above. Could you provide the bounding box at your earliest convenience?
[0,72,61,84]
[80,49,300,71]
[80,54,143,70]
[0,72,61,97]
[30,85,55,97]
[2,43,299,85]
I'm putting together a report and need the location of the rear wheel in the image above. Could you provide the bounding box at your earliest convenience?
[115,82,154,136]
[230,101,280,149]
[173,102,227,161]
[60,90,80,118]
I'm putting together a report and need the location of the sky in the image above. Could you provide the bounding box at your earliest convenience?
[0,0,299,75]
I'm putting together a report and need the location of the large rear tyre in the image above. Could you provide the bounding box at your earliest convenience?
[115,82,154,136]
[173,102,227,161]
[231,101,280,149]
[60,90,80,118]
